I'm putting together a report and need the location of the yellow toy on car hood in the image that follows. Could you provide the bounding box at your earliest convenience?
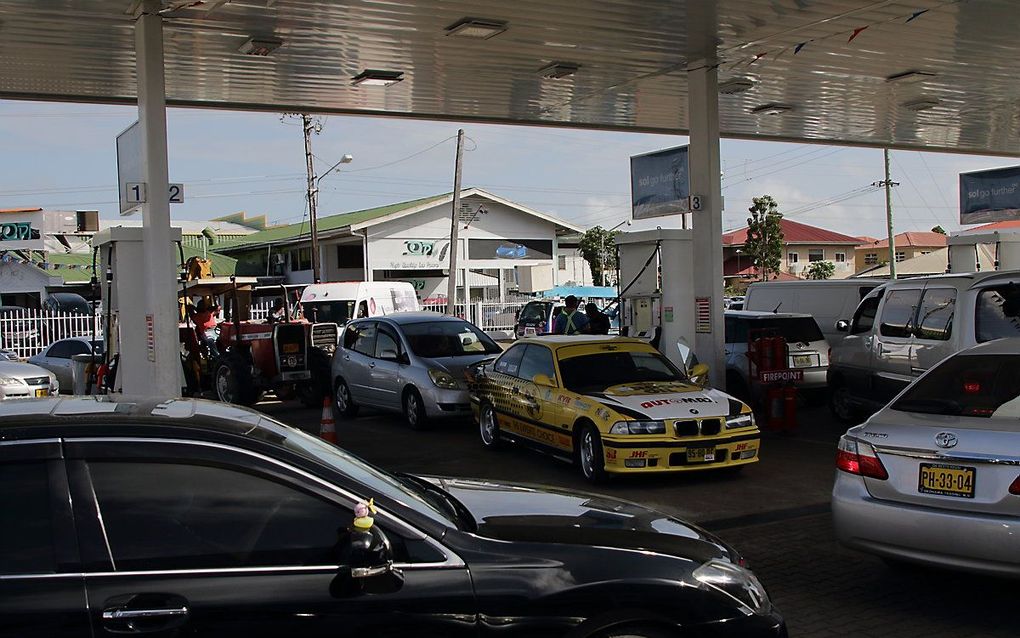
[468,335,761,482]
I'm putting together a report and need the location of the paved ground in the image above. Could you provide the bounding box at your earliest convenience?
[258,400,1020,638]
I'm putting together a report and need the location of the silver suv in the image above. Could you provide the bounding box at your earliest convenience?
[828,270,1020,422]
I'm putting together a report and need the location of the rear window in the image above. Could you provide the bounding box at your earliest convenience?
[975,285,1020,343]
[892,354,1020,420]
[727,317,824,345]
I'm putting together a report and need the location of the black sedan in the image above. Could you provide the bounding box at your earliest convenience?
[0,397,785,638]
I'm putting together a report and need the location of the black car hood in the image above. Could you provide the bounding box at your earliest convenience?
[430,477,732,564]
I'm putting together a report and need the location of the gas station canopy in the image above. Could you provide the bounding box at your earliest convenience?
[1,0,1018,156]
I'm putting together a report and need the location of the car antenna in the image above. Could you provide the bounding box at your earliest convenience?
[772,302,782,313]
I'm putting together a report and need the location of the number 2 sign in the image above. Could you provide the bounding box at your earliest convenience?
[125,183,185,205]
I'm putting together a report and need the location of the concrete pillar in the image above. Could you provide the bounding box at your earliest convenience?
[129,1,180,397]
[687,63,726,388]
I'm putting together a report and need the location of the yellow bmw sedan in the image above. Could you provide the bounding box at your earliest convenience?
[468,336,761,481]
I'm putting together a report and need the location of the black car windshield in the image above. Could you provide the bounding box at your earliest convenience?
[519,302,549,322]
[302,300,356,324]
[975,285,1020,342]
[559,349,685,393]
[252,417,469,529]
[891,354,1020,422]
[402,321,502,357]
[731,317,824,345]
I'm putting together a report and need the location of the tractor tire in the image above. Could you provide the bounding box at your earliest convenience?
[214,355,258,406]
[298,348,332,408]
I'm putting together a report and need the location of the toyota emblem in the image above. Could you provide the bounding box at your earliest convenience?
[934,432,958,449]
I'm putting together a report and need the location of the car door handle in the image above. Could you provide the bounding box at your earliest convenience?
[343,355,351,361]
[911,367,925,376]
[102,607,190,620]
[368,362,376,368]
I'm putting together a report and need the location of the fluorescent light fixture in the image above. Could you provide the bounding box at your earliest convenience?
[902,97,941,111]
[719,78,755,94]
[238,37,283,56]
[538,62,580,79]
[886,70,937,84]
[351,70,404,87]
[445,17,508,39]
[751,103,794,115]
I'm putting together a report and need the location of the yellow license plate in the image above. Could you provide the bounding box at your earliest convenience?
[282,343,300,353]
[919,463,975,498]
[792,354,813,368]
[35,388,49,398]
[687,446,717,462]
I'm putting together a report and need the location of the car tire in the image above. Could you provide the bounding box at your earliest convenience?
[333,378,360,419]
[214,355,258,406]
[403,387,429,430]
[591,624,675,638]
[479,402,501,449]
[274,383,297,401]
[576,422,608,483]
[299,348,332,408]
[829,380,859,423]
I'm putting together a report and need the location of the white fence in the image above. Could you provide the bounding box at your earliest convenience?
[0,309,103,360]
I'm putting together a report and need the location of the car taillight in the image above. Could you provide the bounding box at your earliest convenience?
[1009,475,1020,496]
[836,435,888,480]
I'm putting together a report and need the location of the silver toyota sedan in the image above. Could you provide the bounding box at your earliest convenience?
[0,360,59,400]
[832,337,1020,577]
[331,312,503,429]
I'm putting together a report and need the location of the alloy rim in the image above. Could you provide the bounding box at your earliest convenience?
[216,366,234,403]
[481,407,496,444]
[407,393,418,425]
[336,382,348,411]
[581,430,595,477]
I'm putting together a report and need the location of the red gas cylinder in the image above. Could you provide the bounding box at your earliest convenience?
[782,384,798,433]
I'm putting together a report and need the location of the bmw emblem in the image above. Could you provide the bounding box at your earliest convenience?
[689,409,699,415]
[934,432,958,449]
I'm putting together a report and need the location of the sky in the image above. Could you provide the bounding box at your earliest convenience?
[0,98,1012,238]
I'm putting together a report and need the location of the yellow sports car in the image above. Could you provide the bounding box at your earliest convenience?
[468,335,760,481]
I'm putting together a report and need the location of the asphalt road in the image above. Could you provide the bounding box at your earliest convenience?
[258,400,1020,638]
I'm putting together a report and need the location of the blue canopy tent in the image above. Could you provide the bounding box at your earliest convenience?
[538,285,617,300]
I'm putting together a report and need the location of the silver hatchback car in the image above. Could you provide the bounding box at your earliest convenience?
[832,337,1020,577]
[331,312,503,429]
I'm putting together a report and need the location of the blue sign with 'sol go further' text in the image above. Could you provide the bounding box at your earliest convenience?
[630,145,689,220]
[960,165,1020,224]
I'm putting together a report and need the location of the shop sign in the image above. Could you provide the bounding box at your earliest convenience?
[0,210,45,250]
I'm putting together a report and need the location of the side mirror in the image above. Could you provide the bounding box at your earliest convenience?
[379,349,399,361]
[689,363,710,387]
[676,339,695,375]
[835,320,850,333]
[533,373,557,387]
[332,525,404,597]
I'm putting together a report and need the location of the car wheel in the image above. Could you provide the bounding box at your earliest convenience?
[479,403,501,449]
[274,383,297,401]
[829,381,859,423]
[577,422,607,483]
[333,378,360,419]
[403,387,428,430]
[591,624,675,638]
[214,356,257,406]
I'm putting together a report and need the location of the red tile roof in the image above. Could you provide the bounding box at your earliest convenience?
[862,231,947,250]
[722,218,863,246]
[856,235,881,244]
[0,207,43,214]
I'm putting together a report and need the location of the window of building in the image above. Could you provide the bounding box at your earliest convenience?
[0,462,55,575]
[558,255,567,270]
[290,248,312,271]
[788,252,799,264]
[834,252,846,263]
[864,253,878,265]
[808,249,824,262]
[920,250,932,255]
[895,251,906,262]
[337,244,364,269]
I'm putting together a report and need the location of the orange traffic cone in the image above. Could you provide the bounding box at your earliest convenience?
[320,396,337,444]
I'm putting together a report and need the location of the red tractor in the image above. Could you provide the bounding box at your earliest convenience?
[179,277,338,406]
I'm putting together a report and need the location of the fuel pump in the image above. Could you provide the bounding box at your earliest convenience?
[615,228,695,371]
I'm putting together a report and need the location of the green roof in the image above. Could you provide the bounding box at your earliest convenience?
[215,193,450,252]
[40,246,237,283]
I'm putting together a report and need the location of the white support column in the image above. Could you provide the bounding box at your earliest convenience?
[687,63,726,388]
[129,1,180,397]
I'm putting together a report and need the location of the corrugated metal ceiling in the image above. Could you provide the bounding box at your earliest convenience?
[0,0,1017,155]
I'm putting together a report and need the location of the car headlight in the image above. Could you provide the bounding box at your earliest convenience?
[609,420,666,435]
[0,376,26,386]
[725,413,755,429]
[428,369,460,389]
[693,559,770,616]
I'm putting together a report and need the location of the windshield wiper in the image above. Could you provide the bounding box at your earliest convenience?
[395,472,477,532]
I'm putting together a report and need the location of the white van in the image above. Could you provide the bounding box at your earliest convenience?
[743,280,880,345]
[300,282,419,324]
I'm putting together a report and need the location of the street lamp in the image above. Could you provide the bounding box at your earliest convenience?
[309,153,353,283]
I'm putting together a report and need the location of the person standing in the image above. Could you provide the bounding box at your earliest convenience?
[189,299,220,358]
[584,302,611,335]
[554,295,589,335]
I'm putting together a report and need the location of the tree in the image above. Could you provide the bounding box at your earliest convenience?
[578,226,620,286]
[744,195,785,281]
[806,260,836,280]
[931,225,947,235]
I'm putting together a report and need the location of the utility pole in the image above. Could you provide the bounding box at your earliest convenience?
[301,114,322,283]
[873,149,900,280]
[445,129,466,315]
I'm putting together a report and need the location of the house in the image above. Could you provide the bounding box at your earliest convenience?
[854,231,948,273]
[722,218,863,284]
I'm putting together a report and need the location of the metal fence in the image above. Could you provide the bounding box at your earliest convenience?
[0,309,103,360]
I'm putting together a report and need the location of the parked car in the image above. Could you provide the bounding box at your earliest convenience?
[724,311,830,402]
[832,338,1020,577]
[301,281,419,324]
[0,396,785,637]
[0,305,39,354]
[743,280,880,345]
[515,299,560,337]
[469,336,760,481]
[41,292,91,314]
[0,360,58,399]
[0,349,19,362]
[28,337,103,393]
[332,313,503,429]
[828,271,1020,422]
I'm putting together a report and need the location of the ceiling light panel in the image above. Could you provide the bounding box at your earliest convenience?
[445,17,508,39]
